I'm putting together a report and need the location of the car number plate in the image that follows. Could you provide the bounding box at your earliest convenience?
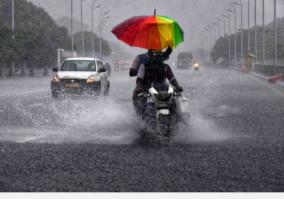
[65,83,80,88]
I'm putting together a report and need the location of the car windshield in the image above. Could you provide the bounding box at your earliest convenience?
[60,60,96,72]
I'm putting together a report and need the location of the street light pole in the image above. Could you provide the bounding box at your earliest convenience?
[99,11,102,59]
[248,0,251,52]
[99,9,109,59]
[213,22,217,42]
[223,14,231,65]
[234,0,244,62]
[12,0,15,40]
[230,7,237,65]
[228,8,236,66]
[218,19,222,38]
[273,0,277,71]
[211,26,214,49]
[254,0,257,62]
[240,0,243,62]
[71,0,74,55]
[205,27,210,50]
[11,0,15,76]
[204,29,207,51]
[80,0,85,56]
[92,0,101,57]
[262,0,265,63]
[223,18,226,37]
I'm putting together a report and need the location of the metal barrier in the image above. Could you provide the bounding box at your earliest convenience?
[254,64,284,82]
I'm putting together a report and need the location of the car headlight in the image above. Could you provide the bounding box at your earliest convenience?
[51,74,60,82]
[86,75,97,84]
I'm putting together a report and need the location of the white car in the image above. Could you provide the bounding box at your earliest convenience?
[51,57,110,98]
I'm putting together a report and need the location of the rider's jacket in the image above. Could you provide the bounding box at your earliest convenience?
[129,47,172,77]
[138,57,176,90]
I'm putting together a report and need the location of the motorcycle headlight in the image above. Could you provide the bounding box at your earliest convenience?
[86,75,97,84]
[168,86,174,94]
[51,74,60,82]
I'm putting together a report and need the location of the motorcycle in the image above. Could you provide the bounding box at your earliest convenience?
[138,82,189,143]
[193,62,199,71]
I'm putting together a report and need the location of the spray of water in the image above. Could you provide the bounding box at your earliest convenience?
[0,96,140,144]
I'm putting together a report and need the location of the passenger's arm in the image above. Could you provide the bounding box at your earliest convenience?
[129,56,140,77]
[166,65,183,92]
[161,47,173,62]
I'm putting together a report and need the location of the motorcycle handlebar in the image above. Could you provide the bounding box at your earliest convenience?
[137,91,183,98]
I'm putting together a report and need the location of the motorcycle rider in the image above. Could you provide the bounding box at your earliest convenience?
[130,48,183,116]
[129,47,173,77]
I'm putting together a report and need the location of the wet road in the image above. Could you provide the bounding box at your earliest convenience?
[0,65,283,191]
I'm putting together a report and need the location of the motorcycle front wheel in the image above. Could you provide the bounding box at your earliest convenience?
[156,114,177,143]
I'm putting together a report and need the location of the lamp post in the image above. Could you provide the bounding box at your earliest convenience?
[223,14,231,65]
[71,0,74,55]
[247,0,251,52]
[209,25,214,49]
[99,8,109,59]
[213,22,217,42]
[12,0,15,40]
[92,0,101,57]
[11,0,15,76]
[202,30,206,52]
[222,17,226,37]
[273,0,277,71]
[234,0,243,62]
[80,0,86,56]
[218,19,222,38]
[228,8,237,65]
[205,27,210,50]
[262,0,265,63]
[254,0,257,62]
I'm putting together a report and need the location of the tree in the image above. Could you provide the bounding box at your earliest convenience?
[0,0,72,68]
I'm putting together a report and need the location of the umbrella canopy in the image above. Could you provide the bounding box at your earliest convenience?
[111,15,184,50]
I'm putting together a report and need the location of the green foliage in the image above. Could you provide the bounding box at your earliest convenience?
[0,21,15,64]
[0,0,71,67]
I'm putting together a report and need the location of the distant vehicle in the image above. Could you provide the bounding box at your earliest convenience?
[193,60,199,71]
[51,57,110,98]
[177,52,193,69]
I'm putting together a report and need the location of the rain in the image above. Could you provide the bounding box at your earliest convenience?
[0,0,284,193]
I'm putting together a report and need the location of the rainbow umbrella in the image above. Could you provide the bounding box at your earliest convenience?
[111,15,184,50]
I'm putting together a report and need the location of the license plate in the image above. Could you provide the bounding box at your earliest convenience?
[65,83,80,88]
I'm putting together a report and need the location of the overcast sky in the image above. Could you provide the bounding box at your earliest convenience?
[29,0,284,53]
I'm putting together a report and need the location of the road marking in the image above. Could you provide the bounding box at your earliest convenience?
[18,136,44,143]
[28,103,42,108]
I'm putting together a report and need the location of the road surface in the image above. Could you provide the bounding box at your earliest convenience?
[0,65,283,191]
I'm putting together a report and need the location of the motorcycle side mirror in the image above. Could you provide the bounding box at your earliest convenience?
[53,68,59,72]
